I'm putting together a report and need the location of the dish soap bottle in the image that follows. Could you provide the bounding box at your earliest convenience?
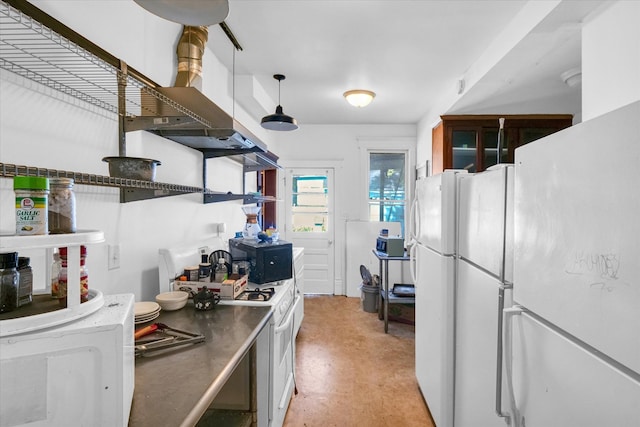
[214,258,228,283]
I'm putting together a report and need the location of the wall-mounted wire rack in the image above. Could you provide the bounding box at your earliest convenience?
[0,162,202,202]
[0,0,275,204]
[0,162,270,204]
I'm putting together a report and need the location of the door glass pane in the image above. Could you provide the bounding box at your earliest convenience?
[369,153,406,235]
[291,175,328,232]
[452,130,477,172]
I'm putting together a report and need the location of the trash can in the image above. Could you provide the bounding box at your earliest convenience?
[359,283,379,313]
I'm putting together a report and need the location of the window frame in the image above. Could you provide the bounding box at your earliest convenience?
[359,138,415,241]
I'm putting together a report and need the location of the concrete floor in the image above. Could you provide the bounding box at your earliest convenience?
[283,295,435,427]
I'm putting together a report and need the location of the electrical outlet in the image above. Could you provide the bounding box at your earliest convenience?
[199,246,208,255]
[211,223,226,235]
[108,244,120,270]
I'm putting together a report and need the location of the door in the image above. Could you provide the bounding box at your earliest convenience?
[271,295,299,427]
[514,103,640,372]
[457,164,513,279]
[455,259,508,427]
[284,168,335,294]
[416,170,466,255]
[415,242,455,427]
[510,311,640,427]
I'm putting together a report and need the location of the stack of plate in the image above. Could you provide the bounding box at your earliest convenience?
[134,301,161,324]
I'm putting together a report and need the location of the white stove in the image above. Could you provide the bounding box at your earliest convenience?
[158,238,304,427]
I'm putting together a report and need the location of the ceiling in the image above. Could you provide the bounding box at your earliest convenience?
[204,1,605,127]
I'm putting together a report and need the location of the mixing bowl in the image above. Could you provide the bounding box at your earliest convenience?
[155,291,189,311]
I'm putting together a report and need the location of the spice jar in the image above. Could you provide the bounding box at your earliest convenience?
[17,256,33,307]
[48,177,76,234]
[14,176,49,235]
[0,252,19,313]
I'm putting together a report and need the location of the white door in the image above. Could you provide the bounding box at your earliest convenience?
[415,242,455,427]
[514,102,640,373]
[455,259,508,427]
[510,311,640,427]
[284,168,335,294]
[416,170,466,255]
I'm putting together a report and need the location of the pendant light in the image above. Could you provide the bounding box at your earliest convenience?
[261,74,298,131]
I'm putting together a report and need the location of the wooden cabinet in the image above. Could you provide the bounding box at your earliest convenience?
[432,115,573,174]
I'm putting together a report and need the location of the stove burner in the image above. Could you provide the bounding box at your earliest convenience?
[240,287,275,302]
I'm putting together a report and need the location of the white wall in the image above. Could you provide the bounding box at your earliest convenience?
[582,1,640,121]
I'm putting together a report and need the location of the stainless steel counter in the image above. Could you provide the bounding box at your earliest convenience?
[128,303,272,427]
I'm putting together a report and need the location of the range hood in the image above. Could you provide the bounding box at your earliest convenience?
[140,86,267,158]
[127,25,275,165]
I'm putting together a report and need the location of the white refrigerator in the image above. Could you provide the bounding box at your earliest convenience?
[455,164,514,427]
[411,169,466,427]
[505,101,640,426]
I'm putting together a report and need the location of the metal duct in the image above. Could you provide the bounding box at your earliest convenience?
[174,26,208,90]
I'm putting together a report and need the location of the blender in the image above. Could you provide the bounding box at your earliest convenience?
[241,205,262,239]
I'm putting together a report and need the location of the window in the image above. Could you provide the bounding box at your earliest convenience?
[291,174,329,233]
[368,152,406,235]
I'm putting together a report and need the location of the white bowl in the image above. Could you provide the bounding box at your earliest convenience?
[155,291,189,311]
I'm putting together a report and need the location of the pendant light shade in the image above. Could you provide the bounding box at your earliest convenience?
[261,74,298,131]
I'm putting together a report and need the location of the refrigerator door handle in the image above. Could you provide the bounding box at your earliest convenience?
[499,301,525,427]
[409,195,420,243]
[496,284,516,424]
[409,242,418,284]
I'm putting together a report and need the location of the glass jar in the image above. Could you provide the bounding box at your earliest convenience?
[17,256,33,307]
[0,252,19,313]
[48,177,76,234]
[14,176,49,235]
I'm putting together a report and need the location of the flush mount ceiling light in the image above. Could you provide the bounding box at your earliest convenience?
[261,74,298,131]
[343,89,376,108]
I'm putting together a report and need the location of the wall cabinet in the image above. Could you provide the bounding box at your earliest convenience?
[0,0,278,204]
[432,115,573,174]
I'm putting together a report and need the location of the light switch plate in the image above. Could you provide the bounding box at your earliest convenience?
[108,244,120,270]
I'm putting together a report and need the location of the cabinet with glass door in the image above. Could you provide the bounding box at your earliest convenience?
[432,115,573,174]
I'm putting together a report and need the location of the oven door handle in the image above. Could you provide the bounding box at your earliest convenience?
[275,295,299,334]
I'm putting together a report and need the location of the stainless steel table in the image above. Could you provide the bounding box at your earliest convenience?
[129,303,272,426]
[373,249,413,333]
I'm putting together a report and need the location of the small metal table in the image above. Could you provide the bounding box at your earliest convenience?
[372,249,413,333]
